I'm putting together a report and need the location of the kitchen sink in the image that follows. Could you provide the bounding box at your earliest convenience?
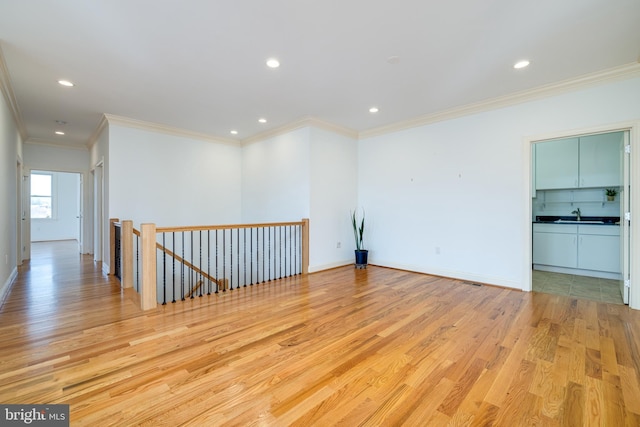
[554,220,604,224]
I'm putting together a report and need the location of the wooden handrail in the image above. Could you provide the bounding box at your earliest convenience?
[155,220,304,233]
[116,218,309,311]
[155,242,221,286]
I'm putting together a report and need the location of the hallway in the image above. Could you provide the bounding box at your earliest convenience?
[2,241,640,425]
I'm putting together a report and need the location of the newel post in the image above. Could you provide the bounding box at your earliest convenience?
[109,218,119,276]
[302,218,309,275]
[140,223,157,310]
[121,220,134,289]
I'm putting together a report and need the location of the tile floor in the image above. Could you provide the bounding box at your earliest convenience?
[532,270,624,305]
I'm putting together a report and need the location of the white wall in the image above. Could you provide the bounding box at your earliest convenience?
[108,124,243,227]
[309,127,358,271]
[30,171,80,242]
[0,84,21,304]
[241,127,311,223]
[359,76,640,291]
[241,126,359,272]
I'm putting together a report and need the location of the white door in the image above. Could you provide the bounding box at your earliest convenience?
[77,173,83,253]
[621,132,630,304]
[21,171,31,261]
[93,165,103,262]
[16,161,23,264]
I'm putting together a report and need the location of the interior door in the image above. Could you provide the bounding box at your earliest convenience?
[77,173,83,254]
[21,171,31,261]
[621,131,630,304]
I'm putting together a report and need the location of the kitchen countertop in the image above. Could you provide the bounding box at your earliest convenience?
[534,216,620,225]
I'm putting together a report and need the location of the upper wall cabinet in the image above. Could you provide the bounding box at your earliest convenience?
[579,132,623,188]
[535,132,623,190]
[535,137,579,189]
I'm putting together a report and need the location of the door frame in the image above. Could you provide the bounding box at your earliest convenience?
[524,120,640,310]
[92,161,104,264]
[16,158,25,263]
[24,167,89,256]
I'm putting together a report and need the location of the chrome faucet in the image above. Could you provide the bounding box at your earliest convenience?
[571,207,581,221]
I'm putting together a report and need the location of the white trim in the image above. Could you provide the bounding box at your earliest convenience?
[25,138,89,151]
[524,121,640,310]
[0,267,18,309]
[372,261,522,290]
[242,117,358,146]
[360,63,640,140]
[533,265,621,281]
[87,115,109,149]
[629,121,640,310]
[104,114,240,146]
[0,45,27,140]
[76,64,640,147]
[308,259,353,273]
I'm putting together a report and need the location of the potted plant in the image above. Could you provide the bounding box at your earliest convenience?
[606,188,618,201]
[351,209,368,269]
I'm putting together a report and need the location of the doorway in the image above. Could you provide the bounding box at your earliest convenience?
[530,130,630,305]
[92,163,104,264]
[29,170,82,244]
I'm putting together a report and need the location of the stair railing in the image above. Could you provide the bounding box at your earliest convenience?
[111,219,309,310]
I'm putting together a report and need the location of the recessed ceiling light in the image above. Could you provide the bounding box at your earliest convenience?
[55,131,65,135]
[230,130,238,135]
[258,118,267,123]
[513,60,530,69]
[266,58,280,68]
[57,80,74,87]
[369,107,379,113]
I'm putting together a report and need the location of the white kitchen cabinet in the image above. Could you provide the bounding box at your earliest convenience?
[533,223,621,276]
[533,224,578,268]
[534,132,622,190]
[535,138,579,190]
[579,132,623,188]
[577,225,620,273]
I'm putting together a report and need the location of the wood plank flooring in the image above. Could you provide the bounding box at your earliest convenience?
[1,241,640,426]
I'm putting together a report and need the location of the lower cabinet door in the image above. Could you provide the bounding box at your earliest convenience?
[578,235,620,273]
[533,232,578,268]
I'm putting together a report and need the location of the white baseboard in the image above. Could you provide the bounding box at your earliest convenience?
[370,260,523,290]
[0,267,18,308]
[309,259,353,273]
[533,264,622,280]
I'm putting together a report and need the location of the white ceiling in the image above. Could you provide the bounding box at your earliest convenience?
[1,0,639,148]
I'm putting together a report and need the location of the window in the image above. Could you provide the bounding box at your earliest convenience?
[31,173,53,219]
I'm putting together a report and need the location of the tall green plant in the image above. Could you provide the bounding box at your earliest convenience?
[351,209,365,251]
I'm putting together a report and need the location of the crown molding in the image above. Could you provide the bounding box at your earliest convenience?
[241,116,358,145]
[87,114,108,149]
[359,62,640,140]
[86,62,640,147]
[0,44,28,140]
[25,138,89,151]
[103,114,240,146]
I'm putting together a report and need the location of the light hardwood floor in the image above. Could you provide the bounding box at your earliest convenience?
[1,241,640,426]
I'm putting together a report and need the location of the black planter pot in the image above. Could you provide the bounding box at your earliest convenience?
[354,249,368,269]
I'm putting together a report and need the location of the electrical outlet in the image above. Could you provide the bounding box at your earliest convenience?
[336,242,341,249]
[435,247,441,255]
[5,254,8,265]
